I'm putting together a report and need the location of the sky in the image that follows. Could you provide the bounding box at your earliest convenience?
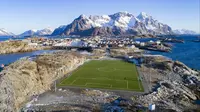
[0,0,199,34]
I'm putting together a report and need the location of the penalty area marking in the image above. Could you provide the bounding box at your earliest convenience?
[97,67,116,72]
[85,83,112,88]
[76,77,129,82]
[72,77,141,90]
[65,77,142,91]
[97,67,133,72]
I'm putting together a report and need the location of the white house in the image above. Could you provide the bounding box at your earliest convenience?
[140,42,145,46]
[156,41,161,44]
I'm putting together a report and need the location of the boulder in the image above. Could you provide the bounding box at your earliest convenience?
[173,61,198,76]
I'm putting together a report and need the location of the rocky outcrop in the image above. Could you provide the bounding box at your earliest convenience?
[138,55,200,111]
[137,80,197,112]
[173,61,198,76]
[143,55,198,76]
[0,51,86,111]
[110,48,144,58]
[0,41,51,54]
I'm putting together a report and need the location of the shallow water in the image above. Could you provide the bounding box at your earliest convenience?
[1,35,200,70]
[0,50,56,65]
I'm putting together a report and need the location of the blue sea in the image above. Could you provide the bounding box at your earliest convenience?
[0,35,200,70]
[0,36,56,66]
[135,35,200,70]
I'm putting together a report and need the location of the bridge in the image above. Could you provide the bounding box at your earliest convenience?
[52,46,93,52]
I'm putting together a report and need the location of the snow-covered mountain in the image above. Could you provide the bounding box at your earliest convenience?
[37,28,54,35]
[137,12,172,34]
[0,29,15,36]
[52,12,173,36]
[19,28,54,37]
[173,29,197,35]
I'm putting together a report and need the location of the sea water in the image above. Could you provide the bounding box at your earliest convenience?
[0,36,56,65]
[136,35,200,70]
[1,35,200,70]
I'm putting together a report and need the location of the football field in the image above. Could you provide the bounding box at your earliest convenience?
[58,60,144,91]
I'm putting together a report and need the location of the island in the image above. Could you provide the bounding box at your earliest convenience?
[0,42,199,111]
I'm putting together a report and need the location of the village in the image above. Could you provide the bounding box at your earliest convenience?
[1,36,199,112]
[20,36,172,52]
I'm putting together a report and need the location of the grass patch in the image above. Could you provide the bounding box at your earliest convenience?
[58,60,144,92]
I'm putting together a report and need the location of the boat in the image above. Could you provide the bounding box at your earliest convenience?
[192,36,200,42]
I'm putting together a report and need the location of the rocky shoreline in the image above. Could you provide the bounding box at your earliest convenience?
[0,48,199,111]
[0,51,86,111]
[136,55,200,112]
[0,40,51,54]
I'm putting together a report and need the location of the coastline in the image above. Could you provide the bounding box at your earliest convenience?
[0,36,199,71]
[0,51,86,111]
[0,49,199,111]
[0,36,199,111]
[0,40,52,55]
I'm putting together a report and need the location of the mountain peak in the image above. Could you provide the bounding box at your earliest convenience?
[111,11,133,17]
[140,12,149,17]
[30,29,38,32]
[79,14,87,19]
[19,28,54,37]
[118,11,129,14]
[43,27,54,31]
[52,11,173,36]
[173,29,197,35]
[0,28,14,36]
[137,12,151,21]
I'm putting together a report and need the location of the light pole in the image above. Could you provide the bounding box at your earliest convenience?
[149,66,151,91]
[147,57,151,91]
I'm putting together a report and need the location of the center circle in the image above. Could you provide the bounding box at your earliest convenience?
[97,67,116,72]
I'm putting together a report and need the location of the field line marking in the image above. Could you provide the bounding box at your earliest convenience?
[77,77,128,82]
[115,68,134,71]
[78,77,99,80]
[97,67,117,72]
[60,61,143,91]
[137,77,142,90]
[59,65,82,85]
[85,83,111,87]
[70,79,77,85]
[127,81,128,89]
[59,73,73,85]
[133,64,142,90]
[110,87,140,90]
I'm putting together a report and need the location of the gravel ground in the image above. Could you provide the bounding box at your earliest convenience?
[21,86,148,112]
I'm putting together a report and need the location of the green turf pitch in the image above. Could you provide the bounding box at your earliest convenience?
[58,60,144,91]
